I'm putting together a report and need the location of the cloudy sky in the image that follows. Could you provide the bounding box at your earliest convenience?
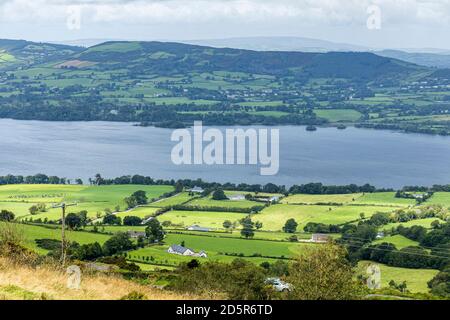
[0,0,449,50]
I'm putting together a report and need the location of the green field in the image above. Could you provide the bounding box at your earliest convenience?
[282,193,362,204]
[0,222,110,255]
[185,197,264,210]
[354,192,416,206]
[314,109,362,122]
[358,261,438,293]
[147,192,194,208]
[383,218,446,231]
[157,210,248,229]
[426,192,450,207]
[255,204,395,231]
[374,235,419,249]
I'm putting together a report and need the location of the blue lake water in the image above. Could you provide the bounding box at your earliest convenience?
[0,119,449,188]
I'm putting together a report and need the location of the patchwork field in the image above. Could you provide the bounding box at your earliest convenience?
[128,233,311,266]
[0,184,173,221]
[1,186,448,295]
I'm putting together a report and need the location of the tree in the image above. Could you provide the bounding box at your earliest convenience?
[123,216,142,226]
[255,221,263,230]
[103,214,121,225]
[75,179,83,185]
[65,213,82,230]
[132,190,148,205]
[287,243,364,300]
[428,266,450,298]
[0,210,15,222]
[283,219,298,233]
[145,219,165,243]
[102,232,134,256]
[223,220,233,230]
[74,242,103,260]
[29,205,39,215]
[240,216,255,239]
[212,188,228,200]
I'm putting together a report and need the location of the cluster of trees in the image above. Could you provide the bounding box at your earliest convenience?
[239,216,263,239]
[303,222,341,233]
[124,190,148,209]
[358,243,448,270]
[0,174,82,186]
[288,183,385,195]
[0,210,15,222]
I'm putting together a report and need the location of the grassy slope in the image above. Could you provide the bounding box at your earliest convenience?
[373,235,419,249]
[0,257,193,300]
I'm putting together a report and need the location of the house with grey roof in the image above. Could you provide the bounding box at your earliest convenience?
[167,244,208,258]
[187,225,211,232]
[127,230,146,239]
[189,186,204,193]
[228,194,246,201]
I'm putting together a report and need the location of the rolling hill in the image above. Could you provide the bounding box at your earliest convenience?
[0,39,448,133]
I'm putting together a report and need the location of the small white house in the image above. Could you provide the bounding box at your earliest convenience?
[228,194,246,201]
[189,186,204,193]
[187,225,211,232]
[167,244,195,256]
[167,244,208,258]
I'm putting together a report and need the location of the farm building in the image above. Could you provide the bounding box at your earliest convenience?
[269,196,280,203]
[189,186,204,193]
[167,244,208,258]
[127,230,146,239]
[228,194,246,201]
[311,233,331,243]
[142,216,154,224]
[186,225,211,232]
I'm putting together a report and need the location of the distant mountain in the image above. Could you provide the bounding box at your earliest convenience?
[50,38,125,48]
[375,50,450,69]
[75,41,423,81]
[181,36,369,53]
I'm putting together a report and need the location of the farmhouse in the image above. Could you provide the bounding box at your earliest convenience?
[189,186,204,193]
[228,194,245,201]
[269,196,280,203]
[142,216,154,224]
[187,225,211,232]
[167,244,208,258]
[127,230,146,239]
[311,233,331,243]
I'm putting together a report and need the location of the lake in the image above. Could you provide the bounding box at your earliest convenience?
[1,119,449,188]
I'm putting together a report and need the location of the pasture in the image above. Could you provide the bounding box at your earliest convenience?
[157,210,248,229]
[255,204,396,231]
[358,261,438,293]
[282,193,362,205]
[374,235,419,250]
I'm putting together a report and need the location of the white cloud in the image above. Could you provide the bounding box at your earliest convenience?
[0,0,448,26]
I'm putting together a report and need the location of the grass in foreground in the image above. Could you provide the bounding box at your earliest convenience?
[0,257,194,300]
